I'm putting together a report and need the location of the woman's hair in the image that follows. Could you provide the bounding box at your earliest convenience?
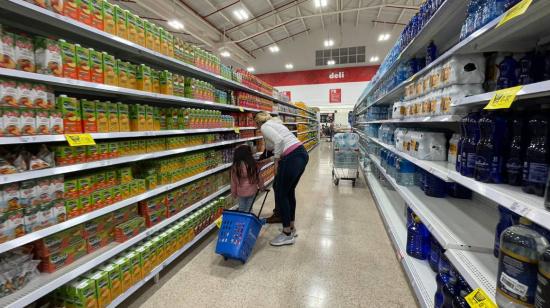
[254,111,272,127]
[232,145,259,184]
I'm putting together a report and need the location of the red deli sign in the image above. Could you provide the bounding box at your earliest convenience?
[329,89,341,103]
[281,91,291,100]
[255,65,378,86]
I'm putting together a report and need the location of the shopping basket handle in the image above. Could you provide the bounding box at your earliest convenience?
[256,189,270,218]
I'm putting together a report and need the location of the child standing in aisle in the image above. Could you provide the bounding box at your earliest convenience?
[231,145,264,212]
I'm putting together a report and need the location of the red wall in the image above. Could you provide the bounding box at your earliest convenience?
[256,65,379,87]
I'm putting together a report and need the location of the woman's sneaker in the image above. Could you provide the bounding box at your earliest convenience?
[278,228,298,237]
[270,232,295,246]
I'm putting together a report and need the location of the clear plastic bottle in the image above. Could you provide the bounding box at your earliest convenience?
[535,246,550,308]
[494,205,519,258]
[397,158,416,186]
[496,218,549,307]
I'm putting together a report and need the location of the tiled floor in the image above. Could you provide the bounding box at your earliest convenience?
[125,142,417,308]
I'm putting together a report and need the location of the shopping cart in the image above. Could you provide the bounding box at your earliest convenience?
[215,189,270,264]
[332,132,360,186]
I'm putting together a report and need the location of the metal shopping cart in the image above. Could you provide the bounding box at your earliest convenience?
[332,132,360,186]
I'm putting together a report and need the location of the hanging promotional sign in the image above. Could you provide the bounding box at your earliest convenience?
[329,89,341,103]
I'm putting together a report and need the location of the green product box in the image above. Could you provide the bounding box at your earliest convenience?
[108,142,119,157]
[85,271,110,308]
[105,169,117,186]
[79,195,92,213]
[113,256,132,292]
[99,262,123,300]
[117,167,133,184]
[62,278,98,308]
[117,102,130,132]
[98,142,109,159]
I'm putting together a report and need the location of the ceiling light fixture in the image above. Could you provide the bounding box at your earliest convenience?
[370,56,380,62]
[220,51,231,58]
[323,39,334,47]
[314,0,328,8]
[327,59,335,66]
[233,9,249,21]
[247,67,255,72]
[168,20,184,30]
[378,33,390,41]
[269,45,280,53]
[285,63,294,69]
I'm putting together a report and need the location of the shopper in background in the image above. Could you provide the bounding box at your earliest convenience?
[262,116,283,223]
[230,145,265,212]
[255,112,309,246]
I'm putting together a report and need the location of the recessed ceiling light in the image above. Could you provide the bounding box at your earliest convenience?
[370,56,379,62]
[269,45,280,53]
[168,20,184,30]
[378,33,390,41]
[327,59,335,65]
[285,63,294,69]
[323,39,334,47]
[247,67,255,72]
[233,9,249,21]
[220,51,231,58]
[314,0,328,8]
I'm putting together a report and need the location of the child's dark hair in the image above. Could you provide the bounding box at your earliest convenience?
[232,145,259,184]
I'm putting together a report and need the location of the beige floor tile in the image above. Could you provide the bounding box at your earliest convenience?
[124,142,418,308]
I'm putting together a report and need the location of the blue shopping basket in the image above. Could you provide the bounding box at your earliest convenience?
[215,190,270,263]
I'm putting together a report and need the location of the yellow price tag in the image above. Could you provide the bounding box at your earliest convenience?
[239,107,244,112]
[497,0,532,27]
[233,127,240,134]
[215,216,223,229]
[465,288,497,308]
[484,85,522,110]
[65,134,96,146]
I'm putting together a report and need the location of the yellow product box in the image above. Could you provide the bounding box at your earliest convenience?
[113,256,132,293]
[116,60,128,88]
[144,21,155,51]
[102,52,117,86]
[136,64,152,92]
[113,5,127,39]
[159,28,169,56]
[145,241,158,269]
[126,250,142,285]
[127,63,137,89]
[126,12,138,44]
[151,69,160,93]
[62,278,98,308]
[100,263,123,300]
[85,271,111,308]
[135,17,146,47]
[158,233,169,261]
[117,102,130,132]
[152,24,161,52]
[95,100,109,133]
[107,102,120,132]
[153,107,161,130]
[164,31,174,58]
[135,243,152,277]
[159,70,173,95]
[129,104,146,131]
[102,0,116,35]
[145,105,154,131]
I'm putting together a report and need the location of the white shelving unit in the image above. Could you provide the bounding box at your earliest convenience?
[363,115,463,124]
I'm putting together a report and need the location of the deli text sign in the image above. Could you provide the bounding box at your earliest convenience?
[256,66,378,86]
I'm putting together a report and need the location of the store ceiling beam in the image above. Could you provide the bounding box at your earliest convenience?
[296,5,309,35]
[264,0,292,39]
[249,28,310,53]
[203,0,240,18]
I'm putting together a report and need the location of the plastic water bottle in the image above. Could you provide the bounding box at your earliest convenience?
[463,0,479,39]
[496,218,549,307]
[424,172,447,198]
[506,114,526,186]
[406,214,431,260]
[497,54,519,90]
[536,246,550,307]
[426,41,438,66]
[452,289,472,308]
[473,0,486,32]
[523,111,550,196]
[435,254,456,308]
[446,182,473,199]
[518,52,535,85]
[456,116,468,172]
[494,205,519,257]
[397,158,416,186]
[460,112,480,178]
[429,237,442,272]
[475,111,508,183]
[443,269,460,308]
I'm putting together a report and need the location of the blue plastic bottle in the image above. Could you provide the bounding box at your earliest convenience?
[446,182,473,199]
[406,214,431,260]
[429,237,442,272]
[473,0,486,32]
[397,158,416,186]
[497,54,519,90]
[523,112,550,196]
[456,115,468,172]
[494,205,519,257]
[461,113,480,177]
[461,0,478,40]
[506,114,526,186]
[475,111,508,183]
[435,254,453,308]
[443,269,460,308]
[426,41,438,66]
[452,289,472,308]
[424,173,447,198]
[518,52,535,85]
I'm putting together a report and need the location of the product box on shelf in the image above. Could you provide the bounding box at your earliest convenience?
[90,0,104,31]
[0,29,16,69]
[39,238,87,272]
[100,262,123,301]
[102,52,118,86]
[85,270,111,308]
[59,39,77,79]
[113,5,127,39]
[15,33,35,73]
[114,255,133,293]
[102,0,116,35]
[90,48,104,84]
[78,0,93,26]
[81,99,98,133]
[34,36,62,77]
[58,277,98,308]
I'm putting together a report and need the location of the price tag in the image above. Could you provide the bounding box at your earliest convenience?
[484,86,523,110]
[233,127,240,134]
[497,0,532,27]
[465,288,497,308]
[65,134,96,146]
[215,216,223,229]
[238,107,244,112]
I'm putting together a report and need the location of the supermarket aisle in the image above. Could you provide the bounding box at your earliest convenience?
[125,142,417,308]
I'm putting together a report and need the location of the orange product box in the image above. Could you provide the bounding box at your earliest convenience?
[90,0,104,31]
[95,100,109,132]
[100,263,122,300]
[65,198,81,220]
[86,144,100,162]
[80,99,98,133]
[72,144,86,163]
[116,59,127,88]
[107,101,119,131]
[144,21,154,50]
[102,0,115,35]
[102,52,117,86]
[56,95,82,133]
[75,44,91,81]
[78,0,93,25]
[40,239,87,273]
[59,39,77,79]
[89,48,104,83]
[135,16,145,46]
[63,0,80,20]
[86,229,113,253]
[35,226,84,258]
[79,195,92,214]
[117,102,130,132]
[126,12,138,43]
[114,5,127,39]
[145,105,154,130]
[136,64,151,92]
[0,31,16,69]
